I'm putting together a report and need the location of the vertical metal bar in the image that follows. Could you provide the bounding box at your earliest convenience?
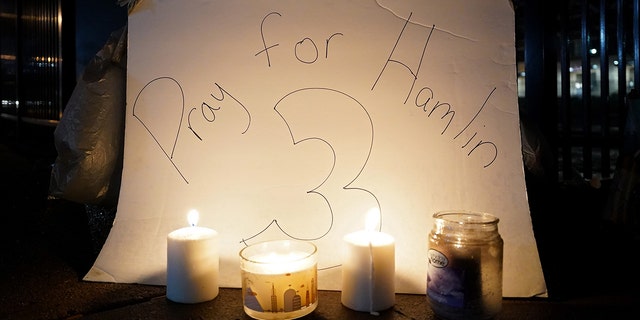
[43,0,48,120]
[35,0,40,119]
[46,0,50,119]
[525,0,559,181]
[38,0,43,120]
[524,0,544,126]
[56,0,63,120]
[48,0,54,120]
[40,0,46,119]
[60,0,76,119]
[16,0,24,135]
[46,0,51,120]
[35,0,39,119]
[52,0,57,120]
[33,1,39,118]
[635,0,640,86]
[544,2,559,181]
[581,0,593,179]
[600,0,611,178]
[617,0,627,132]
[560,0,572,180]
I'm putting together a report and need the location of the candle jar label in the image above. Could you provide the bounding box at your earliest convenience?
[427,247,483,309]
[242,267,318,318]
[240,240,318,320]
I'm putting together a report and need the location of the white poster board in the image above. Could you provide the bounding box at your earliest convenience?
[85,0,547,297]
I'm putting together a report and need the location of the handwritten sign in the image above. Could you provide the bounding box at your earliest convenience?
[84,0,547,297]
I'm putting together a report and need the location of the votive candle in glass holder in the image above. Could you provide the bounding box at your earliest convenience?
[426,210,503,320]
[240,240,318,320]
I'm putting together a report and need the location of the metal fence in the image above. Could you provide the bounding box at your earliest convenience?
[516,0,640,182]
[0,0,74,128]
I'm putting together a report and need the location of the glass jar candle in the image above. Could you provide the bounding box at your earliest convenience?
[240,240,318,320]
[426,211,503,320]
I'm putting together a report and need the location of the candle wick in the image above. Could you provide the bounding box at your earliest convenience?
[187,209,199,227]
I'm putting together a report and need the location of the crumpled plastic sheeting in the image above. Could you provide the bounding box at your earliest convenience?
[49,26,127,206]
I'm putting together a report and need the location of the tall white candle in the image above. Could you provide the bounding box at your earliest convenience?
[167,209,219,304]
[341,208,395,313]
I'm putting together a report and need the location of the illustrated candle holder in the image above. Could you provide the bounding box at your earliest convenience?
[240,240,318,320]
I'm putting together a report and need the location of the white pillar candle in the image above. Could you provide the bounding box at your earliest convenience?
[167,209,219,304]
[341,208,395,313]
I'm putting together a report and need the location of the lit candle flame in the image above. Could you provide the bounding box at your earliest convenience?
[188,209,199,227]
[365,207,380,232]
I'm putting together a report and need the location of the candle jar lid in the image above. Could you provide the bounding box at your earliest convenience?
[432,211,501,242]
[434,210,499,224]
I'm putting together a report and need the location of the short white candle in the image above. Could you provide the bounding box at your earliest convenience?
[166,209,219,304]
[341,208,395,313]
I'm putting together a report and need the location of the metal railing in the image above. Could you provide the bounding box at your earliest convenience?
[0,0,74,130]
[516,0,640,182]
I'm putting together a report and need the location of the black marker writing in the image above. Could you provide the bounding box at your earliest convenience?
[326,33,343,58]
[187,82,251,138]
[256,11,344,66]
[372,12,435,104]
[255,11,281,67]
[132,77,189,183]
[373,12,499,168]
[414,86,499,168]
[187,108,202,141]
[455,88,498,168]
[133,78,252,183]
[241,87,381,244]
[295,37,318,64]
